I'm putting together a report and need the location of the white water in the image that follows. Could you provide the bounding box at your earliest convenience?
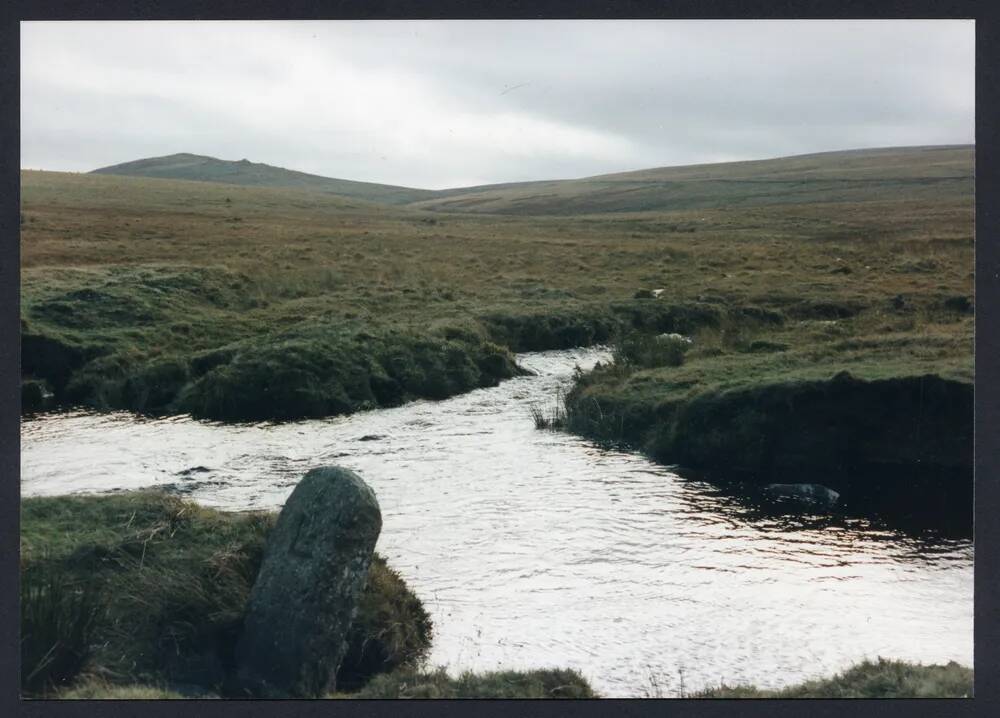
[21,347,973,697]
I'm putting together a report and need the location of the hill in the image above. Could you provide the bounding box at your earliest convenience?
[409,145,974,215]
[89,146,973,217]
[91,152,436,205]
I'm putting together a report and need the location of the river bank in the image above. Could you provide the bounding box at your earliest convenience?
[21,166,972,427]
[48,659,974,699]
[20,491,432,697]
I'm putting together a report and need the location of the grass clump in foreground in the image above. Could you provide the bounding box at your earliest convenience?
[693,658,972,699]
[55,682,190,700]
[47,658,971,699]
[331,667,597,699]
[20,492,432,698]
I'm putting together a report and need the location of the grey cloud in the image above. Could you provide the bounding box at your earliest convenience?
[21,20,974,189]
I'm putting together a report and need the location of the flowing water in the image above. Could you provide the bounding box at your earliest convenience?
[20,347,973,697]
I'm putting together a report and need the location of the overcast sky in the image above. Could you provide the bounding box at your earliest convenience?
[21,20,974,190]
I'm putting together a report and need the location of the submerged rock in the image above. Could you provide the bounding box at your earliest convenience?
[234,466,382,698]
[21,379,54,414]
[763,483,840,508]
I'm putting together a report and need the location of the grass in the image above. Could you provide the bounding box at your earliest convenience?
[48,659,972,699]
[20,561,100,695]
[331,667,597,699]
[612,332,691,369]
[55,682,191,699]
[20,492,432,698]
[692,658,972,699]
[21,145,973,422]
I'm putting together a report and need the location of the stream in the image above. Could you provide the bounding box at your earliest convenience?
[20,347,973,697]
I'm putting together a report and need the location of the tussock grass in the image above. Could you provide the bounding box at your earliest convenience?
[54,681,190,699]
[331,667,597,699]
[21,492,432,698]
[693,658,972,699]
[612,332,690,369]
[45,659,972,699]
[20,561,100,696]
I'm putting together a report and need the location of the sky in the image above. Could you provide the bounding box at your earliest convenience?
[20,20,975,190]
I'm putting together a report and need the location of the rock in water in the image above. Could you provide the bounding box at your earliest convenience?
[763,482,840,508]
[234,466,382,698]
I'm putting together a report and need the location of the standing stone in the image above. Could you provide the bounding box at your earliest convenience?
[234,466,382,698]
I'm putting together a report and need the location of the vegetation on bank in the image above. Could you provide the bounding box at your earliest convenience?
[45,659,973,699]
[332,667,597,699]
[692,658,972,699]
[19,488,971,700]
[560,300,974,530]
[20,492,431,698]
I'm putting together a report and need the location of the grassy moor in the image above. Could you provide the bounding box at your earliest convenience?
[21,147,973,522]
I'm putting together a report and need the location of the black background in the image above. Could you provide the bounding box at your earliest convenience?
[2,3,996,717]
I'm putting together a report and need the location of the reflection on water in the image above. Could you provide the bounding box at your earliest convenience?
[20,348,973,697]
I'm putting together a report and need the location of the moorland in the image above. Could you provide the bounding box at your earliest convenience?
[22,146,974,513]
[22,145,973,423]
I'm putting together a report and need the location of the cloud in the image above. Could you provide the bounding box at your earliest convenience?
[20,20,974,189]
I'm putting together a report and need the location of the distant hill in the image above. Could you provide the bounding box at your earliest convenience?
[410,145,974,215]
[90,145,973,216]
[90,153,436,205]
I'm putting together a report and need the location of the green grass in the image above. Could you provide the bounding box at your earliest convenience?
[693,658,972,699]
[20,492,431,698]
